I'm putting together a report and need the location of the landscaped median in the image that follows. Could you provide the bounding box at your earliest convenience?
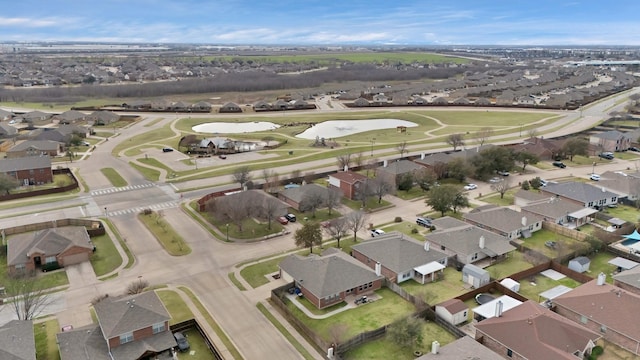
[138,210,191,256]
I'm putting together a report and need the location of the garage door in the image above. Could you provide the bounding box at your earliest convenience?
[466,274,476,287]
[62,253,89,266]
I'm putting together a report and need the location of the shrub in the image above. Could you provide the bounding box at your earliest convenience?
[521,180,530,190]
[394,216,402,223]
[126,279,150,295]
[411,228,419,234]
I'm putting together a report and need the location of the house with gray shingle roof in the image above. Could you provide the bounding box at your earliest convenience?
[55,110,87,124]
[589,130,631,152]
[475,300,600,360]
[59,290,176,360]
[87,110,120,125]
[613,265,640,296]
[598,170,640,202]
[277,183,330,211]
[540,181,619,208]
[463,207,543,239]
[6,140,63,158]
[521,197,594,228]
[0,108,14,121]
[0,122,18,138]
[375,159,424,188]
[0,157,53,185]
[7,226,94,273]
[351,232,449,284]
[0,320,36,360]
[416,336,502,360]
[279,250,384,309]
[554,278,640,355]
[427,217,516,265]
[219,102,242,113]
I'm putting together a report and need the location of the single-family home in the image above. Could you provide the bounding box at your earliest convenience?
[372,93,388,105]
[0,108,14,121]
[416,336,503,360]
[219,102,242,113]
[427,217,516,265]
[435,299,468,326]
[0,320,36,360]
[375,159,424,188]
[328,171,368,200]
[6,140,64,158]
[475,300,601,360]
[598,171,640,204]
[55,110,87,124]
[463,207,543,239]
[613,264,640,296]
[252,100,271,111]
[7,226,94,274]
[87,110,120,125]
[57,290,177,360]
[553,275,640,355]
[279,249,384,309]
[513,189,551,207]
[589,130,631,152]
[191,101,212,112]
[540,182,619,209]
[22,110,52,125]
[352,97,370,107]
[0,157,53,186]
[0,122,18,138]
[351,232,449,284]
[521,197,595,228]
[277,183,330,211]
[198,137,235,154]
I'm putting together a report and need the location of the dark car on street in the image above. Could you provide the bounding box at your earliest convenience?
[552,161,566,168]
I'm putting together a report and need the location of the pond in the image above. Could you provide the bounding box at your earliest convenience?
[192,121,280,133]
[295,119,418,139]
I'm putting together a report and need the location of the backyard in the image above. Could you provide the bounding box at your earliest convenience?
[400,267,468,305]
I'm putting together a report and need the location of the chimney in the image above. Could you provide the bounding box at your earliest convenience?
[375,262,381,276]
[521,216,527,227]
[597,272,606,285]
[495,300,504,318]
[343,165,348,172]
[383,160,388,167]
[424,241,430,252]
[421,153,425,159]
[431,341,440,354]
[479,236,485,249]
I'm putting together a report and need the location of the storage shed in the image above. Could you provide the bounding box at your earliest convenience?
[462,263,490,288]
[499,278,520,292]
[568,256,591,273]
[435,298,468,326]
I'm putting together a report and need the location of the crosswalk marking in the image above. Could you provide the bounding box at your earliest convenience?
[90,183,154,196]
[106,201,180,217]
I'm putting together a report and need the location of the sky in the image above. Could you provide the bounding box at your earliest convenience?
[2,1,640,46]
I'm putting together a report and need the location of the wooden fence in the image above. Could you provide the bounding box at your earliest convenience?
[1,218,104,237]
[170,319,223,360]
[542,221,589,241]
[0,168,79,202]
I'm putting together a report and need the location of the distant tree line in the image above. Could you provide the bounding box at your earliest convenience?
[0,64,479,103]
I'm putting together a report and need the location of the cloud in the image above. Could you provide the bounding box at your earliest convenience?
[0,17,59,27]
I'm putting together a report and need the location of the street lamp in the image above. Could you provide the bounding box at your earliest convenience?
[104,207,108,217]
[370,138,376,157]
[225,223,229,241]
[592,162,596,175]
[519,124,523,137]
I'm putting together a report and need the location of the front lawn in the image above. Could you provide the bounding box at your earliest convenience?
[343,197,393,212]
[479,188,519,206]
[285,287,415,342]
[89,232,123,277]
[394,187,428,201]
[198,210,286,241]
[382,222,425,241]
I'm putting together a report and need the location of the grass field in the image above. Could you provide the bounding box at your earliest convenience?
[157,289,195,325]
[100,167,128,187]
[89,232,123,276]
[138,212,191,256]
[34,319,61,360]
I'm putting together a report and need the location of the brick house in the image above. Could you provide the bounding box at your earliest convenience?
[328,171,367,200]
[279,249,384,309]
[475,300,600,360]
[540,182,619,209]
[277,183,330,211]
[57,290,176,360]
[0,157,53,185]
[553,276,640,355]
[351,232,449,284]
[463,207,543,240]
[589,130,631,152]
[7,226,94,274]
[6,140,63,158]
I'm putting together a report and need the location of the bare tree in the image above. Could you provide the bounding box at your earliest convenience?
[346,210,368,242]
[325,187,342,215]
[353,152,365,168]
[396,141,408,159]
[370,176,393,204]
[355,177,372,208]
[232,166,252,189]
[5,274,55,320]
[208,191,256,233]
[299,189,325,218]
[261,196,285,230]
[324,217,349,248]
[491,178,511,199]
[527,128,538,139]
[446,133,465,151]
[126,279,150,294]
[336,153,352,171]
[473,127,494,147]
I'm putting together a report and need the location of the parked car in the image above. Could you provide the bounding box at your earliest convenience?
[464,183,478,190]
[552,161,566,168]
[416,217,432,227]
[277,216,289,225]
[630,147,640,152]
[81,141,90,146]
[370,229,385,237]
[497,170,510,176]
[162,147,174,152]
[218,155,227,159]
[539,179,549,187]
[173,332,190,352]
[599,152,614,160]
[590,173,601,181]
[284,213,297,222]
[488,177,502,183]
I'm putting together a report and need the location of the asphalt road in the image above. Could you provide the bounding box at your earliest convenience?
[0,88,638,359]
